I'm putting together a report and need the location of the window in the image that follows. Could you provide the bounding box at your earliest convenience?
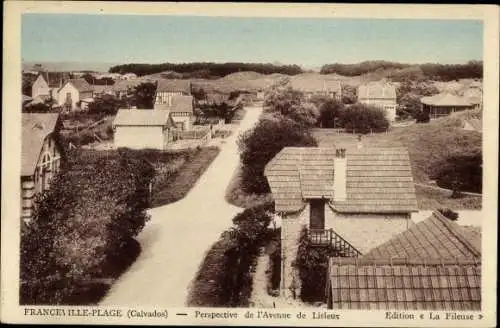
[309,199,326,229]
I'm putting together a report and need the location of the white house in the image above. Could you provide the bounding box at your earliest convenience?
[264,146,418,297]
[56,79,94,111]
[31,74,61,101]
[357,82,398,122]
[154,95,194,131]
[112,109,176,150]
[21,113,62,224]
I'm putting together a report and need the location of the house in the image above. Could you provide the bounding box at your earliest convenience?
[264,146,418,297]
[21,113,62,224]
[290,78,342,101]
[326,211,481,310]
[357,82,398,122]
[56,78,94,111]
[155,79,192,105]
[112,109,176,150]
[31,73,62,101]
[421,92,475,119]
[154,95,194,131]
[111,79,151,99]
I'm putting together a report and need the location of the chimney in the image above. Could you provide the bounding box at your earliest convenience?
[333,148,347,202]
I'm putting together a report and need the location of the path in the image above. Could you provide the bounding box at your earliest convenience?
[100,104,263,306]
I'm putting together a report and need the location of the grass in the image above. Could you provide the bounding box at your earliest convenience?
[225,164,274,208]
[151,146,220,207]
[313,110,482,210]
[186,232,237,307]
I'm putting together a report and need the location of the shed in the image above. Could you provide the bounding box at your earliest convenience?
[113,109,175,150]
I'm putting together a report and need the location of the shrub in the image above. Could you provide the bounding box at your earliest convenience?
[338,103,390,133]
[294,228,332,302]
[237,117,317,194]
[317,99,345,128]
[438,208,459,221]
[434,153,482,194]
[20,150,154,304]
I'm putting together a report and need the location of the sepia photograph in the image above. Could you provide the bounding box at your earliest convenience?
[2,2,498,326]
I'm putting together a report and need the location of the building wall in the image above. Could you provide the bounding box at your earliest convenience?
[171,114,192,131]
[21,135,62,223]
[114,125,164,149]
[156,91,186,105]
[32,76,50,99]
[325,207,412,254]
[358,98,397,122]
[57,83,80,109]
[279,202,413,297]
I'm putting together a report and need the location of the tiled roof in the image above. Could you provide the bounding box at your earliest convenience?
[358,83,397,100]
[363,211,481,260]
[265,147,418,213]
[113,109,173,127]
[22,113,60,176]
[290,78,342,94]
[327,257,481,310]
[112,79,146,92]
[154,95,194,114]
[64,79,94,93]
[156,79,192,94]
[421,92,472,107]
[92,85,114,94]
[265,147,336,212]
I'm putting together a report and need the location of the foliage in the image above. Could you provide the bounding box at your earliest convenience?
[396,80,439,120]
[20,150,154,304]
[133,82,157,109]
[341,84,357,104]
[434,153,482,194]
[22,73,38,96]
[294,228,332,302]
[88,95,125,116]
[285,103,320,127]
[191,87,207,101]
[23,100,53,113]
[109,62,303,77]
[188,203,274,307]
[81,73,115,86]
[437,208,459,221]
[320,60,483,81]
[237,117,317,194]
[338,103,390,133]
[317,99,345,128]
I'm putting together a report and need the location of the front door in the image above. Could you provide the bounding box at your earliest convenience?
[309,199,326,229]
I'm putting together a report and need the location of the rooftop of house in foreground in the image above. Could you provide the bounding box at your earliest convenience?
[264,146,418,213]
[327,211,481,310]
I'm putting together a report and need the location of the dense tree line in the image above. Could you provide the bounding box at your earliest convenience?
[320,60,483,81]
[109,62,303,77]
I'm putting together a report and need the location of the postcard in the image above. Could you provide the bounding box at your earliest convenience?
[1,2,498,327]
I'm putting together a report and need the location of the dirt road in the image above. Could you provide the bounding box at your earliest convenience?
[100,104,263,306]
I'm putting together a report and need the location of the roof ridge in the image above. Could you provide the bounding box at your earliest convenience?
[432,211,481,257]
[330,256,480,267]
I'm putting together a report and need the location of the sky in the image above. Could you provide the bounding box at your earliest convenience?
[22,14,483,68]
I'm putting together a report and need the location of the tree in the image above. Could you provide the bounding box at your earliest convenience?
[192,87,207,101]
[23,100,52,113]
[133,82,157,109]
[237,116,317,194]
[286,103,320,128]
[437,208,459,221]
[20,150,154,304]
[341,84,357,104]
[317,99,345,128]
[338,103,389,134]
[264,85,304,116]
[88,95,125,116]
